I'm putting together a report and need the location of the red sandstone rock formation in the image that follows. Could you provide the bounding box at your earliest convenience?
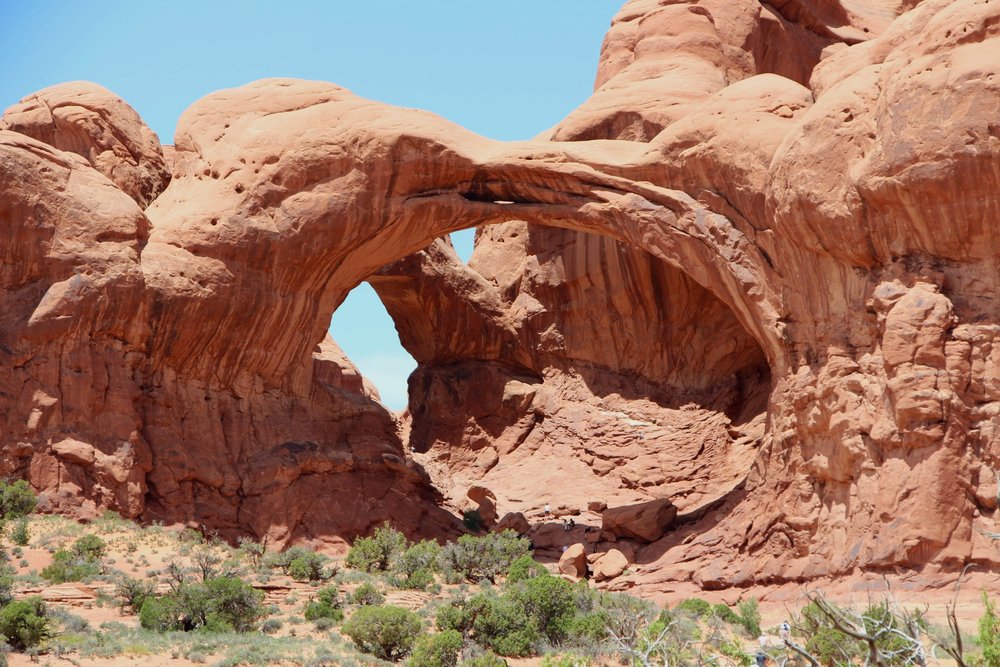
[1,0,998,593]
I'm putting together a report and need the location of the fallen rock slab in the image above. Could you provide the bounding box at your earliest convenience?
[558,542,587,578]
[602,498,677,542]
[592,549,629,582]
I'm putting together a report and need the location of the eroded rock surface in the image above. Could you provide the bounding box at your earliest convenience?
[1,0,999,591]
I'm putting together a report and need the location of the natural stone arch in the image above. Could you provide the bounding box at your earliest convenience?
[144,78,786,399]
[367,227,773,532]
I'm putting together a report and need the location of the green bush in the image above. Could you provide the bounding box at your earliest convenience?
[505,555,546,584]
[73,534,107,561]
[436,598,473,634]
[445,572,589,657]
[0,480,37,519]
[114,574,157,613]
[393,540,442,590]
[263,546,330,581]
[469,592,538,657]
[675,598,712,618]
[342,605,422,661]
[440,531,530,584]
[41,533,109,584]
[736,598,761,637]
[237,537,266,568]
[980,592,1000,667]
[205,576,266,632]
[10,518,28,547]
[0,598,50,650]
[139,595,182,632]
[261,617,282,634]
[567,611,608,644]
[796,602,861,665]
[40,549,101,583]
[349,581,385,606]
[719,639,752,667]
[408,629,462,667]
[287,553,328,582]
[510,573,577,644]
[304,586,343,623]
[711,603,739,623]
[0,570,13,607]
[463,651,508,667]
[346,523,407,573]
[139,576,264,633]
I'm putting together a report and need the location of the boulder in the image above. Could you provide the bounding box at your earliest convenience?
[494,511,530,535]
[602,499,678,543]
[592,549,629,582]
[558,543,587,579]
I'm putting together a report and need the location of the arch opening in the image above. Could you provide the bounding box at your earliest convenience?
[361,222,773,554]
[329,282,415,412]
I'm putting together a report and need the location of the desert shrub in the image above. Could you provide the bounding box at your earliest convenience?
[261,618,283,634]
[264,546,330,581]
[509,573,577,645]
[463,651,508,667]
[342,605,422,661]
[314,616,337,632]
[463,509,484,532]
[408,629,462,667]
[206,575,266,632]
[288,552,328,582]
[736,598,761,637]
[468,592,538,657]
[346,523,407,573]
[711,603,739,624]
[566,611,608,645]
[0,570,13,607]
[49,606,90,633]
[73,534,107,560]
[436,597,474,634]
[440,531,530,584]
[980,592,1000,667]
[675,598,712,618]
[795,602,862,665]
[719,639,752,667]
[349,581,385,606]
[237,537,266,568]
[596,593,694,665]
[505,555,546,584]
[139,595,181,632]
[41,549,101,583]
[192,546,223,581]
[0,480,36,519]
[114,574,157,614]
[41,532,109,584]
[0,598,51,650]
[179,527,204,544]
[444,572,586,657]
[140,576,264,633]
[393,540,442,590]
[304,586,343,623]
[10,519,28,547]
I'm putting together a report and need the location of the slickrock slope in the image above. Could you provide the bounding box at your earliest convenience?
[1,0,999,591]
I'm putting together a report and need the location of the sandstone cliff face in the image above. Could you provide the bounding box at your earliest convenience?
[1,0,999,588]
[378,0,1000,588]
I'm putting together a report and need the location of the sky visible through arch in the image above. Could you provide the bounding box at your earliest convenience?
[1,0,622,411]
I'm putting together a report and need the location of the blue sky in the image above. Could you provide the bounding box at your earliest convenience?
[2,1,621,410]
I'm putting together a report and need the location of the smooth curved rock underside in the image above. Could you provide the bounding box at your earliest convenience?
[2,0,1000,590]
